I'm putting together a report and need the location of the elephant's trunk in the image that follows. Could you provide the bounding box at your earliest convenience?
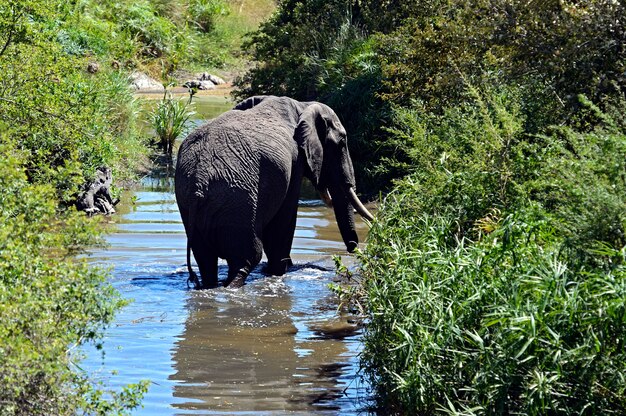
[329,184,359,253]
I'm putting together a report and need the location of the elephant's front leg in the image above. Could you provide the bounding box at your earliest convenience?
[262,176,301,276]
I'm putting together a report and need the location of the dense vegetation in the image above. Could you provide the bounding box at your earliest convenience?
[360,95,626,414]
[0,0,275,413]
[236,0,625,193]
[0,0,149,413]
[237,0,626,413]
[2,0,624,412]
[59,0,275,77]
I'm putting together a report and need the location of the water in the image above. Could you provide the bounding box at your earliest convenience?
[84,96,372,414]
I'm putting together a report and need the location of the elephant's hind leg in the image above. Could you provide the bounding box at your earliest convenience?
[197,254,218,289]
[223,235,263,288]
[262,212,297,276]
[191,240,218,289]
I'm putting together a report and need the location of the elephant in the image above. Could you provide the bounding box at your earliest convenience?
[174,95,374,289]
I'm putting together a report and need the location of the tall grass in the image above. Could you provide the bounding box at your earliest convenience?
[358,91,626,414]
[150,91,196,156]
[362,198,626,414]
[190,0,276,71]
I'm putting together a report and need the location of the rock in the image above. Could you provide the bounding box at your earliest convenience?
[87,62,99,74]
[208,74,226,85]
[76,167,120,216]
[196,72,226,85]
[129,71,165,92]
[183,80,216,90]
[196,72,210,80]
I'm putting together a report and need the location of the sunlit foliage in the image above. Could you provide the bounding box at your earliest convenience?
[360,92,626,414]
[0,0,149,413]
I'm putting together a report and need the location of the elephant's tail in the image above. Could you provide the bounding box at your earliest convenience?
[186,239,201,289]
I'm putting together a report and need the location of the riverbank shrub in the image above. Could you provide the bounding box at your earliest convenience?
[358,93,626,414]
[0,57,146,202]
[237,0,625,192]
[0,0,150,412]
[63,0,274,74]
[151,90,196,156]
[0,140,150,415]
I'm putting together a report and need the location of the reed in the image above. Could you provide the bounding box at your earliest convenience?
[150,91,196,156]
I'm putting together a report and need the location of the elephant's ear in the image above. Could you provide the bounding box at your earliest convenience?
[233,95,271,110]
[295,104,326,187]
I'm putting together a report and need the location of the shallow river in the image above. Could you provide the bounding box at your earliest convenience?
[84,96,371,414]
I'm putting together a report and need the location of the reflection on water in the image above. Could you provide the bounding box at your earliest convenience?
[84,97,371,415]
[173,269,364,414]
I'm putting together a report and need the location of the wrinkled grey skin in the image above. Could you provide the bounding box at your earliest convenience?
[175,96,366,288]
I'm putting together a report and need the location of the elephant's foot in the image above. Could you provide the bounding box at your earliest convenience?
[201,280,219,289]
[187,271,218,290]
[266,258,293,276]
[224,271,248,288]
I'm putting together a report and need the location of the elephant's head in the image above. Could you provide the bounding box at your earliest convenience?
[295,103,374,252]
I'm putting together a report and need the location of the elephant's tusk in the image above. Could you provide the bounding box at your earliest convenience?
[348,187,375,222]
[320,188,333,208]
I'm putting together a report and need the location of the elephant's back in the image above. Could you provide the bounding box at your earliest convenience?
[175,109,297,226]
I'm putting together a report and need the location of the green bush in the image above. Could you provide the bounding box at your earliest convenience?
[188,0,229,33]
[150,91,196,156]
[0,140,148,415]
[111,1,181,59]
[235,0,364,99]
[0,0,149,412]
[374,0,625,114]
[371,82,526,232]
[519,96,626,263]
[358,93,626,414]
[0,47,145,201]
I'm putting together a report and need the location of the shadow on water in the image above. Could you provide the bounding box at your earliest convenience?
[84,96,372,415]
